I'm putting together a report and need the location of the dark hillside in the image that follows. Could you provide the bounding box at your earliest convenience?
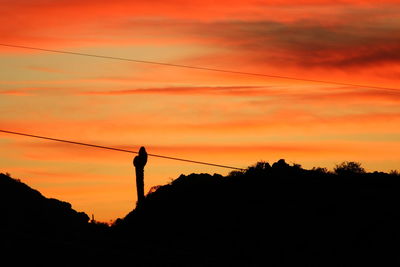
[0,173,99,266]
[114,160,400,266]
[0,173,89,235]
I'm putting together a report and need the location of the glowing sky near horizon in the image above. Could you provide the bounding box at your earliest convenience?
[1,0,399,222]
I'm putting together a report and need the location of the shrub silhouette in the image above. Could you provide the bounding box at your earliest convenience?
[390,170,400,176]
[272,158,290,169]
[311,167,329,174]
[334,161,365,175]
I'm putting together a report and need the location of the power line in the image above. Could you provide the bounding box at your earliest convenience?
[0,129,245,171]
[0,43,398,92]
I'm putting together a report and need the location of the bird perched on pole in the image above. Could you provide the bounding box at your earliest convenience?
[133,146,147,208]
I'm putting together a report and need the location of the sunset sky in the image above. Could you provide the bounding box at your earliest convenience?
[1,0,399,222]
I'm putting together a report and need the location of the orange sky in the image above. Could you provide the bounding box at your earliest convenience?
[1,0,399,222]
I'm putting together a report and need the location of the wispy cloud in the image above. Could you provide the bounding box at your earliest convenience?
[81,85,275,96]
[0,90,32,96]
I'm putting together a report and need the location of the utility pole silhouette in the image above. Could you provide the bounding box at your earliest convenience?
[133,146,148,208]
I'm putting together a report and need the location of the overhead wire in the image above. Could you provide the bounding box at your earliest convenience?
[0,129,245,171]
[0,43,398,92]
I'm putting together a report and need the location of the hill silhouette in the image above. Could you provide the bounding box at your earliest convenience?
[114,160,400,266]
[0,173,108,266]
[2,160,400,266]
[0,173,89,234]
